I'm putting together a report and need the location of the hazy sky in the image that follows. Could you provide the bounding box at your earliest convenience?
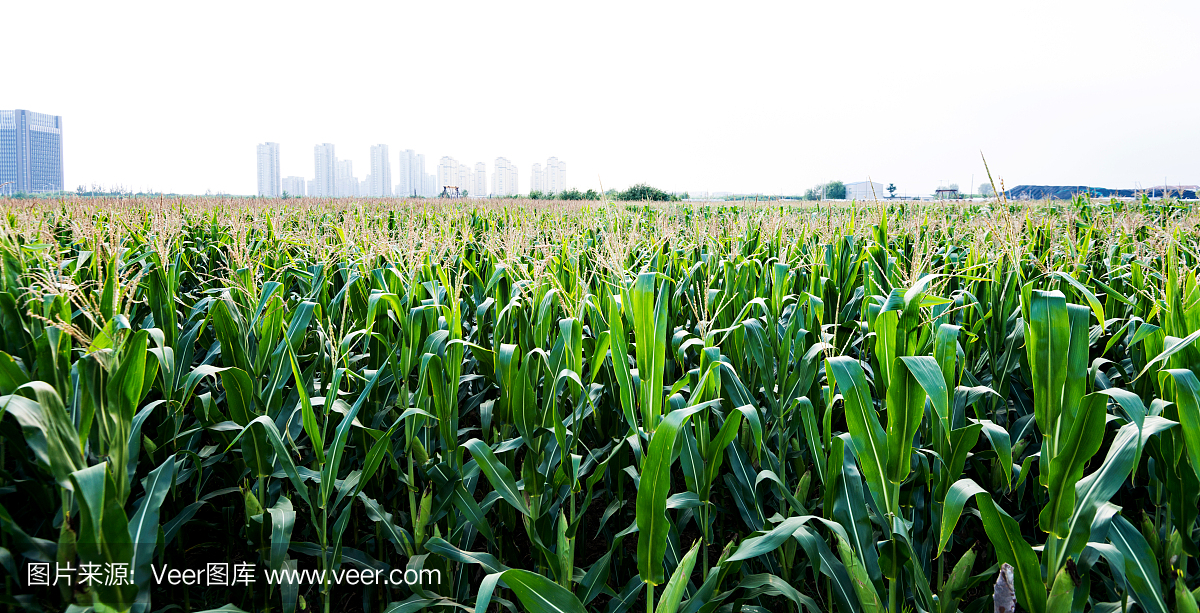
[6,1,1198,196]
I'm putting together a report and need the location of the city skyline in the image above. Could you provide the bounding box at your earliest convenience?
[262,142,569,198]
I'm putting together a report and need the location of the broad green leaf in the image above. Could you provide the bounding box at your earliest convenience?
[1108,515,1168,613]
[885,357,925,482]
[836,533,884,613]
[975,491,1047,613]
[1161,369,1200,482]
[1041,392,1107,536]
[464,438,530,516]
[637,403,706,585]
[901,355,950,438]
[475,568,587,613]
[128,457,176,595]
[1022,288,1069,484]
[655,540,700,613]
[826,357,895,514]
[937,478,987,555]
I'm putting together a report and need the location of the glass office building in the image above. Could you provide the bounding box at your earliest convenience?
[0,109,64,196]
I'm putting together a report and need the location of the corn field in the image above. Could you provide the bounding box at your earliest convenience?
[1,196,1200,613]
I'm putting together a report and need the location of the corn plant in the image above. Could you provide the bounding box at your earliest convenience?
[0,195,1197,613]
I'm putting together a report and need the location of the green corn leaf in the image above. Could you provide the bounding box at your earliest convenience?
[2,383,84,489]
[826,356,895,514]
[1137,329,1200,380]
[475,568,587,613]
[71,462,137,610]
[655,540,700,613]
[798,397,826,483]
[1022,288,1069,476]
[424,536,508,574]
[900,355,950,439]
[727,514,851,561]
[606,295,639,432]
[1062,417,1177,562]
[1161,369,1200,482]
[268,496,295,573]
[938,478,987,555]
[284,335,323,464]
[836,533,884,613]
[1041,392,1107,536]
[886,356,927,482]
[975,491,1047,613]
[637,403,706,585]
[1052,271,1107,332]
[792,524,861,613]
[128,456,176,596]
[210,296,252,375]
[320,356,388,507]
[974,418,1013,490]
[1108,515,1168,613]
[631,272,670,429]
[220,368,274,478]
[938,424,982,502]
[227,416,312,508]
[464,438,530,516]
[829,434,882,585]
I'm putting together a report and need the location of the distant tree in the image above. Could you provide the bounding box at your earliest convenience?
[979,183,994,197]
[825,181,846,199]
[282,191,291,199]
[680,192,689,200]
[559,188,585,200]
[605,189,618,198]
[583,189,600,200]
[528,190,545,200]
[462,190,469,197]
[617,183,676,201]
[803,180,846,200]
[886,183,897,198]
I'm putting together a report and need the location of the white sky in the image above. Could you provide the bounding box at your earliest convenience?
[6,1,1199,196]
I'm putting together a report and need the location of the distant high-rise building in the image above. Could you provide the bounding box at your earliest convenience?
[416,154,428,196]
[256,142,281,197]
[492,157,518,196]
[396,149,411,196]
[545,157,566,194]
[530,163,544,194]
[457,163,472,195]
[423,172,436,197]
[0,109,64,195]
[282,176,306,197]
[336,159,356,197]
[437,156,460,192]
[307,179,317,197]
[474,163,487,198]
[360,178,370,197]
[313,143,336,197]
[369,144,392,197]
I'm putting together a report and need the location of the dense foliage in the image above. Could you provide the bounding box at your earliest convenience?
[615,184,678,201]
[1,196,1199,613]
[804,181,846,201]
